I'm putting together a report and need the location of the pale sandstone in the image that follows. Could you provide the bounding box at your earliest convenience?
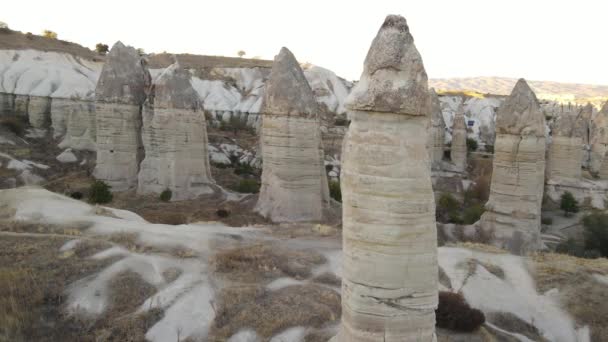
[337,15,437,342]
[591,102,608,178]
[546,104,583,181]
[427,88,445,169]
[451,103,467,172]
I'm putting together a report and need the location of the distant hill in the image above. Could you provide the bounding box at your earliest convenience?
[0,28,100,61]
[430,77,608,106]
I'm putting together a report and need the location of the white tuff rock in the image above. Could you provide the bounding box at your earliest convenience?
[336,15,437,342]
[451,103,467,172]
[427,89,445,169]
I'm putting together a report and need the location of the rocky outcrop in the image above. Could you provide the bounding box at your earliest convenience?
[58,99,97,151]
[27,96,52,129]
[590,102,608,178]
[14,95,29,117]
[94,41,151,191]
[336,15,437,342]
[137,61,214,200]
[254,47,329,222]
[480,79,546,255]
[427,88,445,169]
[451,103,467,172]
[0,92,15,116]
[546,104,583,181]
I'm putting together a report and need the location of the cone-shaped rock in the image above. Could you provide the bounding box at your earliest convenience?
[254,47,330,222]
[137,61,214,200]
[427,89,446,169]
[480,79,546,255]
[591,101,608,178]
[337,15,437,342]
[546,104,584,181]
[451,103,467,172]
[94,41,151,191]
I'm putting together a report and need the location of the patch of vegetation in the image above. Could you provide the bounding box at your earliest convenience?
[69,191,83,200]
[462,204,485,225]
[42,29,57,39]
[160,188,172,202]
[219,115,254,135]
[436,193,460,223]
[436,291,485,332]
[329,180,341,202]
[466,138,478,152]
[560,191,579,217]
[233,161,255,176]
[95,43,109,55]
[583,213,608,257]
[485,144,494,153]
[235,179,260,193]
[216,209,230,218]
[89,180,113,204]
[0,116,28,136]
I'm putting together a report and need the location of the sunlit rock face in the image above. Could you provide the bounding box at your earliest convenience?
[336,15,437,342]
[590,102,608,178]
[546,104,584,181]
[137,62,214,200]
[27,96,52,129]
[427,89,445,169]
[451,103,467,172]
[94,41,151,191]
[480,79,546,255]
[254,47,330,222]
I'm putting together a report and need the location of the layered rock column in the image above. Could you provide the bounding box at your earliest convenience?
[0,92,15,116]
[254,47,329,222]
[591,102,608,178]
[27,96,52,129]
[137,62,214,200]
[94,42,151,191]
[13,95,29,117]
[337,15,437,341]
[546,105,583,181]
[58,99,97,151]
[427,89,445,169]
[480,79,546,255]
[451,103,467,172]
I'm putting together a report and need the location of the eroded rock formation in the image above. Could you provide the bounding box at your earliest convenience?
[590,102,608,178]
[94,41,151,191]
[427,88,445,169]
[546,104,584,181]
[480,79,546,255]
[254,47,329,222]
[57,99,97,151]
[336,15,437,341]
[27,96,51,129]
[451,103,467,172]
[137,61,214,200]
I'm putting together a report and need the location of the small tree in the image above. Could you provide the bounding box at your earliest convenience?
[237,50,246,58]
[95,43,109,55]
[583,213,608,258]
[560,191,579,217]
[160,189,172,202]
[0,21,9,33]
[89,180,112,204]
[329,180,341,202]
[42,30,58,39]
[466,138,478,152]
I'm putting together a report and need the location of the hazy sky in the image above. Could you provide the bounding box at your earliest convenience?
[3,0,607,84]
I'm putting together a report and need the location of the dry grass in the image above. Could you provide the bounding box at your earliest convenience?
[208,284,340,340]
[449,242,509,254]
[530,252,608,292]
[0,219,93,235]
[148,53,273,69]
[0,29,100,60]
[213,243,326,282]
[106,271,157,317]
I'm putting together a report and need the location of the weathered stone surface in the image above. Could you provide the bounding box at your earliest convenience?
[255,47,329,222]
[0,92,15,116]
[137,62,214,200]
[50,98,72,138]
[591,102,608,177]
[546,105,583,181]
[58,99,96,151]
[451,103,467,172]
[94,41,150,191]
[480,79,546,255]
[14,95,29,117]
[427,89,445,169]
[27,96,51,129]
[345,15,430,116]
[337,15,437,342]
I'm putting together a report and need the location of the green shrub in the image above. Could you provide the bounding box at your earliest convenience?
[0,116,28,136]
[583,213,608,257]
[95,43,109,55]
[329,180,341,202]
[234,162,254,176]
[89,180,112,204]
[236,179,260,193]
[466,138,478,152]
[437,193,460,223]
[436,291,485,332]
[560,191,579,217]
[70,191,83,200]
[462,204,485,225]
[160,189,172,202]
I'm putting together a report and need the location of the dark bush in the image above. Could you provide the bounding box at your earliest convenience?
[70,191,83,200]
[560,191,579,217]
[89,180,113,204]
[583,213,608,257]
[329,180,341,202]
[437,193,460,223]
[436,291,485,332]
[95,43,109,55]
[462,204,485,225]
[236,179,260,193]
[216,209,230,218]
[0,116,28,136]
[466,138,478,152]
[485,145,494,153]
[160,189,172,202]
[334,118,349,126]
[234,162,254,176]
[541,217,553,225]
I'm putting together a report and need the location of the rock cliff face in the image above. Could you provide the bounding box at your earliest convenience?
[451,103,467,172]
[480,79,546,255]
[94,42,151,191]
[546,105,583,181]
[590,102,608,178]
[427,89,445,169]
[336,15,437,342]
[58,99,97,151]
[254,47,329,222]
[137,62,214,200]
[27,96,51,129]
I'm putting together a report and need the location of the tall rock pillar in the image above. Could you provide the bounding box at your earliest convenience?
[337,15,437,341]
[546,104,583,181]
[451,103,467,172]
[480,79,546,255]
[590,102,608,178]
[254,47,330,222]
[427,88,445,169]
[94,42,151,191]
